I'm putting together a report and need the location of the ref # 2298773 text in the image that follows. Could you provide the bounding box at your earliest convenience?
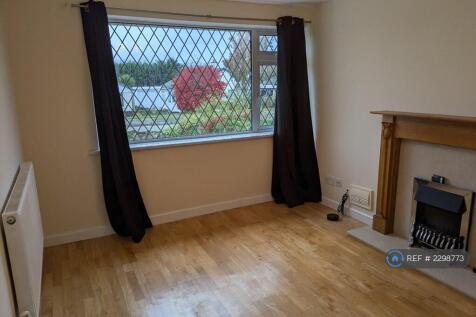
[385,249,469,269]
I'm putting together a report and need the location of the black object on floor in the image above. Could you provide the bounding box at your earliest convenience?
[327,213,339,221]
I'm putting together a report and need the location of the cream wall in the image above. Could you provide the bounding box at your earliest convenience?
[3,0,314,238]
[314,0,476,214]
[0,1,22,315]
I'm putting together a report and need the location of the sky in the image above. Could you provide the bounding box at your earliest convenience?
[109,23,250,67]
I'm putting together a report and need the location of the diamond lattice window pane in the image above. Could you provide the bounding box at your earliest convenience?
[109,23,252,143]
[259,65,277,127]
[259,35,278,52]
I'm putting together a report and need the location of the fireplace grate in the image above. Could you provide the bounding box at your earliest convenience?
[410,223,465,249]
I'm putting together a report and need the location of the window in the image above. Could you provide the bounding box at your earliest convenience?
[109,19,277,145]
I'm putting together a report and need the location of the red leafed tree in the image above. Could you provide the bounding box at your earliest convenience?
[173,66,226,111]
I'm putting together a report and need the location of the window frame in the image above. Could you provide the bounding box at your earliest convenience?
[107,16,277,147]
[252,30,277,133]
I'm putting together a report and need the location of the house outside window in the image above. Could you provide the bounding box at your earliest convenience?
[109,19,277,145]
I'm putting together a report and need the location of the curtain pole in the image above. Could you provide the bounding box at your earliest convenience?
[70,3,312,24]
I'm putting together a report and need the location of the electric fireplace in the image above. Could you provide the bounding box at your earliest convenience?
[409,178,474,250]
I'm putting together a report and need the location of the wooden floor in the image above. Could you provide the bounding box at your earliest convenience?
[40,202,476,317]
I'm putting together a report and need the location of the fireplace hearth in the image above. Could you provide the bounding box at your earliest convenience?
[409,178,474,250]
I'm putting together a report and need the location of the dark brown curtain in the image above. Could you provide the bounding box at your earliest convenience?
[80,1,151,242]
[272,16,322,207]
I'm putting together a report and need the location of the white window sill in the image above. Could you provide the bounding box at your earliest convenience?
[89,131,273,154]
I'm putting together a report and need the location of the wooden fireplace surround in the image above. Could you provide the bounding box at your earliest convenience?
[371,111,476,234]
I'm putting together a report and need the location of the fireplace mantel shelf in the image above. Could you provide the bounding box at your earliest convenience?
[370,111,476,124]
[371,110,476,234]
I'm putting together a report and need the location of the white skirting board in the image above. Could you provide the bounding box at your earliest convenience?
[45,195,373,247]
[44,194,273,247]
[321,196,373,225]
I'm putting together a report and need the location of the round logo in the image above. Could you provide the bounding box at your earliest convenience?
[385,249,404,268]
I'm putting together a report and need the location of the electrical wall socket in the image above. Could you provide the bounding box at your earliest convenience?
[325,176,343,188]
[325,176,335,186]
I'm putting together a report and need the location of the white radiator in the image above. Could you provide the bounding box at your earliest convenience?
[2,162,44,317]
